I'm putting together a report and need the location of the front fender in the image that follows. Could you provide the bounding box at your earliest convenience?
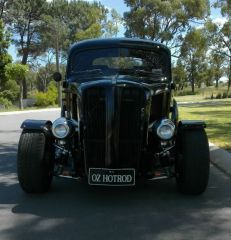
[178,120,206,130]
[21,119,52,135]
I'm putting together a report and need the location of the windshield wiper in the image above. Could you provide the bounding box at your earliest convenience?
[72,69,103,76]
[118,69,167,82]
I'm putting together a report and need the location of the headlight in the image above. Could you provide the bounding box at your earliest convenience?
[52,117,70,139]
[156,119,175,140]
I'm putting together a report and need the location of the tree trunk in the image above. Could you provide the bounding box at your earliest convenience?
[0,0,6,19]
[191,71,195,93]
[227,57,231,97]
[55,35,62,107]
[215,78,219,88]
[19,82,23,110]
[21,53,28,99]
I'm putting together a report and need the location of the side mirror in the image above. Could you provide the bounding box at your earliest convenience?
[170,82,176,90]
[53,72,62,82]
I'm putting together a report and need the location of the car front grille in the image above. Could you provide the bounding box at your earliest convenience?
[83,87,106,169]
[82,85,144,171]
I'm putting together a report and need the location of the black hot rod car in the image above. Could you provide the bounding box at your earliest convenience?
[17,38,210,194]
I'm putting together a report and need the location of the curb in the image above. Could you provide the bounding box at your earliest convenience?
[0,108,60,116]
[209,143,231,178]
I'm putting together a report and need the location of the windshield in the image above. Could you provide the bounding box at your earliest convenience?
[68,47,171,82]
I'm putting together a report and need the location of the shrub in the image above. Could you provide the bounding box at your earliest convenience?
[174,90,198,96]
[216,93,222,99]
[222,92,227,98]
[0,90,17,102]
[35,81,58,107]
[4,80,20,101]
[0,97,12,109]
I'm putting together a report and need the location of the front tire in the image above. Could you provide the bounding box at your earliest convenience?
[176,128,210,195]
[17,131,54,193]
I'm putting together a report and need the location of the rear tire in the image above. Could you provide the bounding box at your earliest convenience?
[17,131,54,193]
[176,128,210,195]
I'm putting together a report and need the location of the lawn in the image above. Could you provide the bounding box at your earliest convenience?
[178,99,231,150]
[174,85,230,102]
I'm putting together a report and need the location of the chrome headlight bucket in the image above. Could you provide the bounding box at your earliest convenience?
[156,119,175,140]
[52,117,70,139]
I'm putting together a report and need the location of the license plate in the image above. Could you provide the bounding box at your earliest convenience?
[88,168,135,186]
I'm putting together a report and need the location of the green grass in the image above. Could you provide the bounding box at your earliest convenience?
[178,99,231,150]
[174,85,230,102]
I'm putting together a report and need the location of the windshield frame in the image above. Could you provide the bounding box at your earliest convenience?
[66,44,171,82]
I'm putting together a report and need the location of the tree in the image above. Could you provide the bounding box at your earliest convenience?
[205,0,231,95]
[103,9,122,37]
[41,0,108,106]
[180,28,208,93]
[5,0,48,98]
[0,0,8,19]
[5,63,29,109]
[0,19,11,89]
[209,51,226,88]
[124,0,210,56]
[172,61,187,90]
[75,23,102,41]
[36,63,59,92]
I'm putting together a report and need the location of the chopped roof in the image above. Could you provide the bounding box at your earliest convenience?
[69,38,171,55]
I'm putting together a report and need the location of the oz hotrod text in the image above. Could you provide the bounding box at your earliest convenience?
[89,173,134,184]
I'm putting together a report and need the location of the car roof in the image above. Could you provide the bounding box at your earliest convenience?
[69,38,171,55]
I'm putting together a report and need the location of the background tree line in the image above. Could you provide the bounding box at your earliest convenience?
[0,0,230,109]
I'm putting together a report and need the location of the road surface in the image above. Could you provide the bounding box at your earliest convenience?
[0,110,231,240]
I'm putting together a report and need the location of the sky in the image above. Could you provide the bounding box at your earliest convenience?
[8,0,226,61]
[97,0,128,15]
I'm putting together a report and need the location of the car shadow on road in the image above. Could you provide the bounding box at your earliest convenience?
[0,143,17,174]
[1,142,231,239]
[0,165,229,240]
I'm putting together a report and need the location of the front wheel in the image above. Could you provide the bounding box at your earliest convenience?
[17,131,54,193]
[176,128,210,195]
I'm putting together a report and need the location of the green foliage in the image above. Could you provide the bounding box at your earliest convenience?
[0,20,12,88]
[205,12,231,95]
[75,23,102,41]
[36,63,57,92]
[0,96,12,108]
[103,9,122,37]
[0,90,16,102]
[5,63,29,109]
[210,91,231,99]
[35,81,58,107]
[124,0,210,53]
[172,62,187,86]
[5,0,48,60]
[180,28,208,93]
[5,63,29,83]
[174,90,198,96]
[216,92,222,99]
[4,80,20,101]
[42,0,107,54]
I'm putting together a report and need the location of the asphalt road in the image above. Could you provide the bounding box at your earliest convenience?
[0,110,231,240]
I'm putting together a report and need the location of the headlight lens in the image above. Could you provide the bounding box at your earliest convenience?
[156,119,175,140]
[52,117,70,139]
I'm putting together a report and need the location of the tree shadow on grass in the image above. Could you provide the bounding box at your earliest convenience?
[179,101,231,108]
